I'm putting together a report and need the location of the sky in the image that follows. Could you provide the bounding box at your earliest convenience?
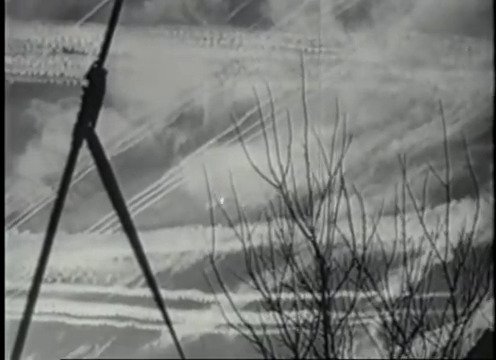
[5,0,493,36]
[5,0,273,28]
[4,3,494,358]
[5,0,494,232]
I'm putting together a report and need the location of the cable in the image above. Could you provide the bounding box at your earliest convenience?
[10,2,187,358]
[9,119,86,360]
[96,0,123,67]
[85,129,186,358]
[8,1,322,231]
[75,0,113,27]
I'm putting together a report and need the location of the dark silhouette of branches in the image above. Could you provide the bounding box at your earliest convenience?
[355,101,493,359]
[204,62,492,359]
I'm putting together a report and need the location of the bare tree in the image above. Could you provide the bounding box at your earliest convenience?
[355,101,493,359]
[203,62,492,359]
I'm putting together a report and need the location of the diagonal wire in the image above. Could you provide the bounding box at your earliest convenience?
[9,2,185,360]
[7,0,326,231]
[75,0,113,27]
[85,128,186,358]
[9,130,85,360]
[9,1,124,357]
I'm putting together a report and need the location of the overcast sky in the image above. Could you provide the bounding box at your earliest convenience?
[5,0,273,28]
[5,0,493,232]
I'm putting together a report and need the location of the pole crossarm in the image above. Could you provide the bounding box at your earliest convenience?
[9,1,185,359]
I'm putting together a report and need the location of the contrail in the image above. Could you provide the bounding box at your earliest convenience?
[5,63,250,230]
[7,1,352,230]
[5,35,304,229]
[100,111,278,234]
[75,0,113,27]
[86,172,183,234]
[95,69,363,234]
[8,52,351,231]
[89,90,281,234]
[90,58,371,234]
[86,58,363,234]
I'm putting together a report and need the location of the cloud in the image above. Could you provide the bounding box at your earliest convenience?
[6,0,272,28]
[6,0,493,39]
[182,143,276,208]
[13,55,491,231]
[105,44,215,118]
[7,97,132,202]
[267,0,492,39]
[5,1,493,232]
[406,0,493,39]
[6,0,194,24]
[5,90,45,173]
